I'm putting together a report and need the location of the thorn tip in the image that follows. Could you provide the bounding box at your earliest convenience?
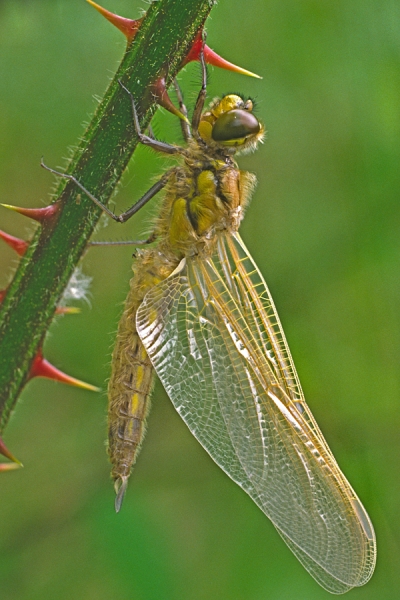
[0,462,22,472]
[1,202,60,224]
[87,0,142,41]
[0,437,23,465]
[152,77,189,122]
[55,306,81,315]
[29,351,100,392]
[183,32,261,79]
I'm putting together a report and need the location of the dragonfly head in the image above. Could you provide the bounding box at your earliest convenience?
[198,94,265,154]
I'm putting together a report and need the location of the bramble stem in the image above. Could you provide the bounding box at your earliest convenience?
[0,0,215,433]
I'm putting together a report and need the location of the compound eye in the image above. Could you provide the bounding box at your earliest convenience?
[212,109,260,143]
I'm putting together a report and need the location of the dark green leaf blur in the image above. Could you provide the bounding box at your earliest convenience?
[0,1,398,598]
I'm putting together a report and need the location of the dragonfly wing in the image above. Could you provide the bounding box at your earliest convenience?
[136,233,376,593]
[136,257,251,487]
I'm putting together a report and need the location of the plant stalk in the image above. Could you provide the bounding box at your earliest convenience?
[0,0,215,432]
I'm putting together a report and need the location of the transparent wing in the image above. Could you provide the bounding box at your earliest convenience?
[136,232,376,593]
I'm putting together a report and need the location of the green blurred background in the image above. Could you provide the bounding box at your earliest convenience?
[0,0,399,598]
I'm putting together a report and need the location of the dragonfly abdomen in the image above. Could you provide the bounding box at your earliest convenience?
[108,332,153,477]
[108,272,155,511]
[108,250,179,511]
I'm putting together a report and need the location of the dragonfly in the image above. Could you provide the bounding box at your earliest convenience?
[43,54,376,594]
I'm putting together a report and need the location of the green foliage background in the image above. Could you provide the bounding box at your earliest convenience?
[0,0,399,598]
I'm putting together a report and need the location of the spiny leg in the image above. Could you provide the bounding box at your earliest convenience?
[118,80,187,156]
[146,124,155,139]
[89,232,156,248]
[173,78,191,142]
[83,235,157,264]
[41,159,174,224]
[41,78,191,224]
[192,50,208,139]
[116,172,172,222]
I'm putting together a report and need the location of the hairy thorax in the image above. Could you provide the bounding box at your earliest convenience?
[153,148,257,262]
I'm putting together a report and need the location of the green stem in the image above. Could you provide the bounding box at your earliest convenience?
[0,0,215,433]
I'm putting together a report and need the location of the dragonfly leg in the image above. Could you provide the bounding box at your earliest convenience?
[41,159,124,222]
[192,47,207,137]
[41,158,174,223]
[173,78,192,142]
[89,231,157,248]
[118,80,186,156]
[146,124,155,139]
[116,172,172,223]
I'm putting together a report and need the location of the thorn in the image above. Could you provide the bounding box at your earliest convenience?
[1,295,79,312]
[29,350,100,392]
[55,306,81,315]
[183,31,262,79]
[0,462,22,472]
[87,2,260,78]
[114,476,128,512]
[203,44,262,79]
[151,77,189,123]
[87,0,142,42]
[0,202,60,224]
[0,437,23,465]
[0,230,29,256]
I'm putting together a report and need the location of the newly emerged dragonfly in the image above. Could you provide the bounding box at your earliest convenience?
[44,56,376,593]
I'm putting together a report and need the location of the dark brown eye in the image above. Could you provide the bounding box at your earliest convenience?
[212,109,261,142]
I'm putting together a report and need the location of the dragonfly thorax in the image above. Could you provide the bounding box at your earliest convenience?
[157,161,256,259]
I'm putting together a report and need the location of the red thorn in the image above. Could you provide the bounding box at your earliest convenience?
[87,2,260,78]
[0,229,29,256]
[0,462,22,472]
[151,77,189,122]
[0,437,23,465]
[0,293,80,327]
[183,31,261,79]
[55,306,81,315]
[183,32,207,66]
[1,202,60,224]
[0,294,80,313]
[203,44,262,79]
[29,350,100,392]
[87,0,142,42]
